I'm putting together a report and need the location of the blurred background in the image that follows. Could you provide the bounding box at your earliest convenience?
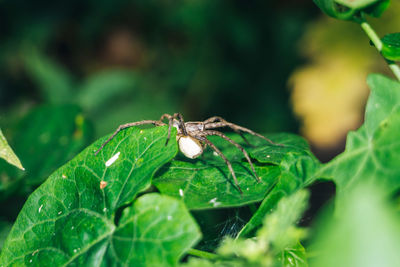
[0,0,399,247]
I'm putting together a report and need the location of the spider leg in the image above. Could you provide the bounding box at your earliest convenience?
[174,113,187,135]
[159,113,173,122]
[199,136,243,195]
[204,116,252,145]
[203,130,260,182]
[94,120,164,155]
[204,119,276,145]
[160,114,175,146]
[203,116,224,124]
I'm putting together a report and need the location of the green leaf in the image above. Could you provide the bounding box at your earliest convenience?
[0,126,187,266]
[239,135,320,237]
[362,0,390,17]
[313,0,358,20]
[213,190,309,266]
[77,70,138,111]
[0,220,12,251]
[104,194,201,266]
[256,189,309,251]
[317,74,400,210]
[23,49,75,103]
[0,128,24,170]
[0,105,93,199]
[313,0,389,21]
[154,159,281,210]
[280,242,308,267]
[309,185,400,267]
[382,33,400,61]
[335,0,379,9]
[249,133,312,165]
[154,133,319,211]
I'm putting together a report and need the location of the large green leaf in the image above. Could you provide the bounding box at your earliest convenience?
[154,133,319,210]
[309,185,400,267]
[103,194,201,266]
[0,105,92,200]
[0,126,193,266]
[0,128,24,171]
[316,74,400,209]
[154,159,281,210]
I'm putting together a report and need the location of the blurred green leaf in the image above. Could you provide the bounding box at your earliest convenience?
[0,126,184,266]
[313,0,357,20]
[0,220,12,251]
[382,33,400,61]
[309,185,400,267]
[0,129,24,171]
[335,0,380,9]
[0,105,93,199]
[314,0,389,20]
[23,49,75,103]
[363,0,390,17]
[280,242,308,267]
[317,74,400,210]
[77,70,138,111]
[154,133,319,212]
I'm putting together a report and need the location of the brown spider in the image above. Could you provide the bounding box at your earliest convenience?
[94,113,276,194]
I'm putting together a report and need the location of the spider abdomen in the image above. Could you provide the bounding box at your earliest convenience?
[178,135,203,159]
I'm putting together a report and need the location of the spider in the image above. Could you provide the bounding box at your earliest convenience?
[94,113,276,194]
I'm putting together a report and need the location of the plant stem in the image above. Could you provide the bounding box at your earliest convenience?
[187,248,220,260]
[389,63,400,81]
[360,21,400,81]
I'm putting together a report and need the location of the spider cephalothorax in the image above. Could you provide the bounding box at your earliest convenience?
[95,113,275,194]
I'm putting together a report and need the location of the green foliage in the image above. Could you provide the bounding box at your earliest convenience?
[0,129,24,171]
[382,33,400,61]
[184,190,309,267]
[313,0,390,21]
[0,105,92,200]
[1,1,400,266]
[0,120,316,266]
[0,126,198,266]
[317,74,400,210]
[309,185,400,267]
[154,133,318,210]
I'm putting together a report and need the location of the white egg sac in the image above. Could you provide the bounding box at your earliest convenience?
[178,136,203,159]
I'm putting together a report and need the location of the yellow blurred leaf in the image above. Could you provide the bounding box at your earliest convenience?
[289,2,400,148]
